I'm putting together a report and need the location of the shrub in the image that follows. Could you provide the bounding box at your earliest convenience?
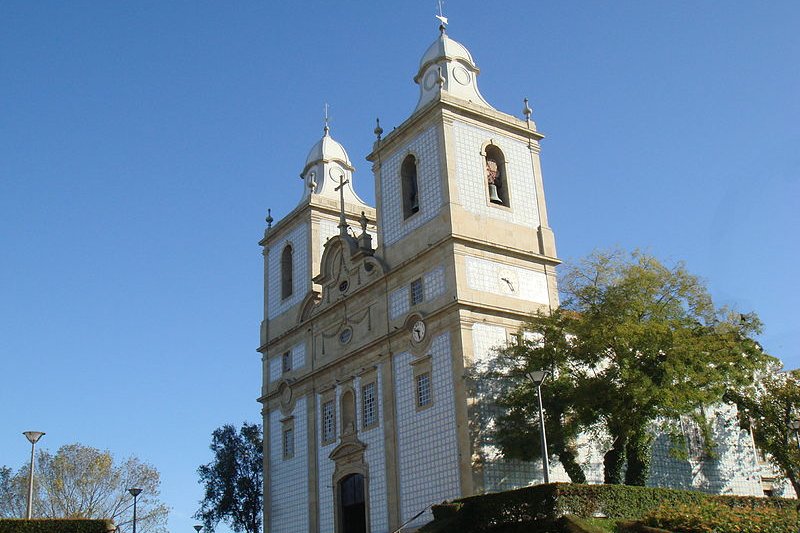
[422,483,797,533]
[0,519,115,533]
[642,501,799,533]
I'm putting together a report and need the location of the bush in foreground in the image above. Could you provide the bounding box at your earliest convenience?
[642,500,799,533]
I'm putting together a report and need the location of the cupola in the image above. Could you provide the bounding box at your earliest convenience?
[413,27,493,112]
[298,125,365,206]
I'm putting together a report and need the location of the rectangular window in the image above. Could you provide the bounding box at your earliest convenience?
[282,426,294,459]
[322,400,336,444]
[416,372,432,408]
[410,278,424,305]
[362,382,377,428]
[282,351,291,373]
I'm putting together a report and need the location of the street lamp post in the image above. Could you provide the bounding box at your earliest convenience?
[128,488,142,533]
[526,370,550,484]
[22,431,45,520]
[789,419,800,448]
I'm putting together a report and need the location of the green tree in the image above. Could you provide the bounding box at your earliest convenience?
[195,423,262,533]
[725,369,800,496]
[490,250,773,485]
[0,443,168,532]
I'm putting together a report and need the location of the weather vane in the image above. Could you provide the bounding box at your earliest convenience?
[435,0,448,29]
[324,102,330,134]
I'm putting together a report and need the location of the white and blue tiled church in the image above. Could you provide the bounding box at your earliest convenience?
[257,19,789,533]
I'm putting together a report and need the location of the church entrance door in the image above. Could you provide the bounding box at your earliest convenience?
[339,473,366,533]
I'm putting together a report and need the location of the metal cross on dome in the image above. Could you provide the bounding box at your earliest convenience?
[334,172,350,234]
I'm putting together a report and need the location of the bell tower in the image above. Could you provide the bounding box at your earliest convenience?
[367,21,560,496]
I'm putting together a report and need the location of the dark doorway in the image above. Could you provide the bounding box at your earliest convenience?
[339,473,366,533]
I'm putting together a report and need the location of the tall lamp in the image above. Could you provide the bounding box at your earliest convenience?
[789,419,800,448]
[128,488,142,533]
[22,431,45,519]
[526,370,550,483]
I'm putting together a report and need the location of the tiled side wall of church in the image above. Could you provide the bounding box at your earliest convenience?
[470,324,771,497]
[268,397,309,533]
[452,121,540,228]
[380,126,442,246]
[393,332,461,528]
[267,221,309,320]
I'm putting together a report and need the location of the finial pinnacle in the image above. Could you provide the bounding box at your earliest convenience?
[323,102,330,135]
[522,98,533,127]
[436,66,445,89]
[374,118,383,141]
[266,208,273,229]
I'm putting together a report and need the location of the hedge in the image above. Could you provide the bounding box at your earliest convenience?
[0,520,116,533]
[421,483,797,533]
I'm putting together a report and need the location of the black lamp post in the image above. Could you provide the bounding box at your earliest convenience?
[526,370,550,483]
[22,431,45,519]
[789,419,800,448]
[128,488,142,533]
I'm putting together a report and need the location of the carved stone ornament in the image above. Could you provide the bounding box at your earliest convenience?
[278,380,293,412]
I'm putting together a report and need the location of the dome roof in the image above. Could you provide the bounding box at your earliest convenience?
[418,31,475,73]
[303,128,352,173]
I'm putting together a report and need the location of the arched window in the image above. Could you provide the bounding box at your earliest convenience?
[485,145,509,207]
[281,245,293,299]
[401,154,419,219]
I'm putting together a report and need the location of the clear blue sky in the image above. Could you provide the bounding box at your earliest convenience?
[1,1,798,532]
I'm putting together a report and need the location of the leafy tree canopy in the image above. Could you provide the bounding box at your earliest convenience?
[725,369,800,496]
[195,423,262,533]
[0,443,168,533]
[490,250,775,485]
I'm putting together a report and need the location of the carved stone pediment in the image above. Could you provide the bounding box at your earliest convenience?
[329,434,367,463]
[307,235,388,319]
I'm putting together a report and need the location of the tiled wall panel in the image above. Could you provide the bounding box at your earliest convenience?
[268,397,308,533]
[267,222,309,320]
[393,333,460,527]
[381,126,442,246]
[465,256,549,305]
[452,121,540,228]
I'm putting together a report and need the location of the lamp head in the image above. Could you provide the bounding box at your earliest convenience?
[23,431,45,444]
[128,488,142,498]
[527,370,549,387]
[194,526,203,532]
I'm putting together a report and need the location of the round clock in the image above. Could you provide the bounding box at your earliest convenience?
[411,320,426,343]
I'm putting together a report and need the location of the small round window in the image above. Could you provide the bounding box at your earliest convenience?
[339,328,353,344]
[339,280,349,292]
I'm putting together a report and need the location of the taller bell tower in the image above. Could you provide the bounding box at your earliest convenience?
[367,23,560,498]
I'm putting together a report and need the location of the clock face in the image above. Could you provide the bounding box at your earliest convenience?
[411,320,426,343]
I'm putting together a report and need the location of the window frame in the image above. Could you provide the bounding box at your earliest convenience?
[281,351,292,374]
[410,355,434,412]
[410,277,424,306]
[401,153,420,220]
[281,418,295,460]
[321,399,336,445]
[280,244,294,300]
[361,378,378,430]
[483,143,512,209]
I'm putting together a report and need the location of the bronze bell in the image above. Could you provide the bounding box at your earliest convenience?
[488,184,502,204]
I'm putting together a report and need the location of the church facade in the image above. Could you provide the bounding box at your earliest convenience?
[257,23,777,533]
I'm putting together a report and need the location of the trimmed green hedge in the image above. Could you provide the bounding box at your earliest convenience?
[0,520,115,533]
[421,483,797,533]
